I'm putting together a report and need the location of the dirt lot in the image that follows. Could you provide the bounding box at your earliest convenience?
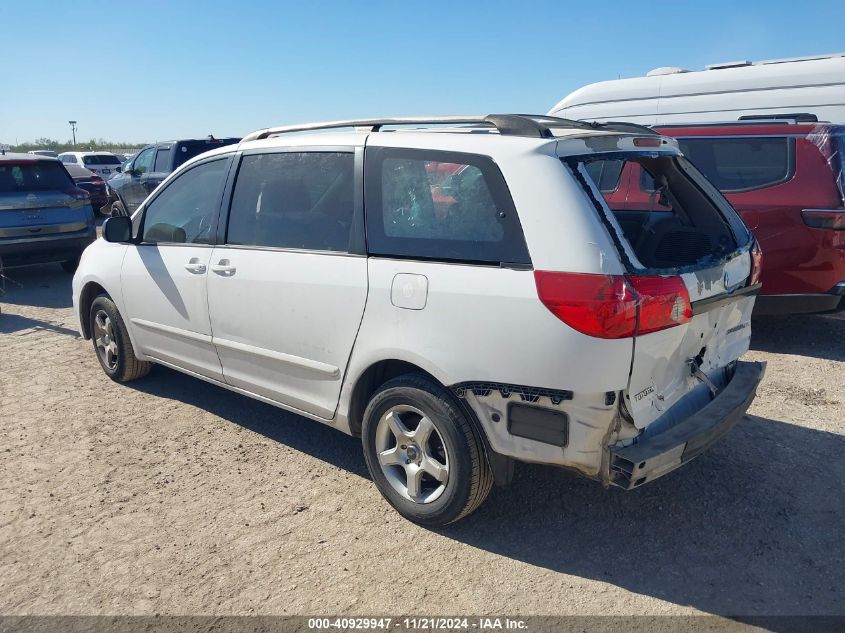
[1,264,843,617]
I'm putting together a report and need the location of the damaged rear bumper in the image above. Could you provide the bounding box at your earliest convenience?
[610,360,766,490]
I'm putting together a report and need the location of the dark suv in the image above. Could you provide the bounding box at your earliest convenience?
[107,136,239,216]
[0,153,96,272]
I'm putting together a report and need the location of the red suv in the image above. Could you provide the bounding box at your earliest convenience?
[595,120,845,314]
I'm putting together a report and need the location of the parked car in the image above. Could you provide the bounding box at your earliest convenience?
[58,152,124,179]
[27,150,58,158]
[548,52,845,125]
[72,115,764,525]
[0,153,95,272]
[106,136,239,216]
[589,119,844,314]
[64,163,110,213]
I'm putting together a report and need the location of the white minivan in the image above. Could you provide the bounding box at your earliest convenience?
[72,115,765,525]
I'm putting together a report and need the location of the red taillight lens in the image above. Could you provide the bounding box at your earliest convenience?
[64,187,90,201]
[625,275,692,335]
[534,271,637,339]
[534,271,691,339]
[749,240,763,286]
[801,208,845,230]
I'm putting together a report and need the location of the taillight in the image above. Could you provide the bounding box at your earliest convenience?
[91,175,104,183]
[801,208,845,230]
[534,272,637,338]
[534,271,691,339]
[749,240,763,286]
[625,275,692,335]
[64,187,90,201]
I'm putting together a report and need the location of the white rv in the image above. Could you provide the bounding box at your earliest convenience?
[549,53,845,125]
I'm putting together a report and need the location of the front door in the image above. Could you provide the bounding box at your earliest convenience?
[122,146,155,212]
[206,149,367,419]
[121,156,231,380]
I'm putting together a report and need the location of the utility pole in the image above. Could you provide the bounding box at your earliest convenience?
[68,120,77,146]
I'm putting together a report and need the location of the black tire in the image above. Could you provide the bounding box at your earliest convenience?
[89,295,151,382]
[60,256,80,273]
[361,373,493,526]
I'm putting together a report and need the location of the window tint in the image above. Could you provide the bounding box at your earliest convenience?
[584,159,623,192]
[82,155,121,166]
[365,147,529,264]
[0,162,73,193]
[141,158,228,244]
[133,148,154,175]
[676,137,794,192]
[226,152,355,252]
[153,148,171,172]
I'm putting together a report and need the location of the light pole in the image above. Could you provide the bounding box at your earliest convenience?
[68,120,77,146]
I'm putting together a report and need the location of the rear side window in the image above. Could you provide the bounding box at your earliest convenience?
[674,137,794,192]
[153,148,171,172]
[226,152,355,252]
[584,159,623,192]
[0,162,73,193]
[364,147,529,265]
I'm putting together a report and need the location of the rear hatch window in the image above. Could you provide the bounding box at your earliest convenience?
[82,155,122,166]
[572,153,750,271]
[0,161,74,193]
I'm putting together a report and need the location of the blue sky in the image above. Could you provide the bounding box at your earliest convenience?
[2,0,844,144]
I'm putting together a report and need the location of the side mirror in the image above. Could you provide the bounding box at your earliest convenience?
[115,166,122,173]
[102,216,132,243]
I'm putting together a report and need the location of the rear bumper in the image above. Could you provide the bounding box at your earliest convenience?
[609,360,766,490]
[753,284,845,315]
[0,230,96,266]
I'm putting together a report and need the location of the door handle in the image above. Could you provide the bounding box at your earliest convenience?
[211,259,236,276]
[184,258,207,274]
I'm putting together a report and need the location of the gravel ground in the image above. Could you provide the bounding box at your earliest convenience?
[0,264,843,617]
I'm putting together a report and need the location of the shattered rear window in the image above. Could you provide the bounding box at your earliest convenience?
[572,154,749,270]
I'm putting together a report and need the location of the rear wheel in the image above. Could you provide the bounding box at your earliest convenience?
[89,295,151,382]
[361,373,492,526]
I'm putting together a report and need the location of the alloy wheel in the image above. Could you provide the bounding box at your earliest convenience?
[374,405,450,504]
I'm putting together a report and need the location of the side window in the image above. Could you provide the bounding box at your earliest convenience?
[153,148,171,173]
[133,148,155,175]
[676,137,794,192]
[141,158,228,244]
[364,147,529,264]
[226,152,355,252]
[584,159,624,192]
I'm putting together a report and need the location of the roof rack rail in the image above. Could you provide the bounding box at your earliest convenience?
[241,114,658,143]
[738,113,819,122]
[656,117,829,129]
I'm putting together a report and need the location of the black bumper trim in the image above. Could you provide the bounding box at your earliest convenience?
[610,360,766,490]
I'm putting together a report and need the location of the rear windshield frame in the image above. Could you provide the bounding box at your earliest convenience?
[565,151,753,275]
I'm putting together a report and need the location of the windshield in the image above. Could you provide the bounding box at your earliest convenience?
[0,161,73,193]
[571,153,750,271]
[83,155,122,166]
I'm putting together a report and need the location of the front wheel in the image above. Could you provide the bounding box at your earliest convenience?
[89,295,151,382]
[361,373,493,526]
